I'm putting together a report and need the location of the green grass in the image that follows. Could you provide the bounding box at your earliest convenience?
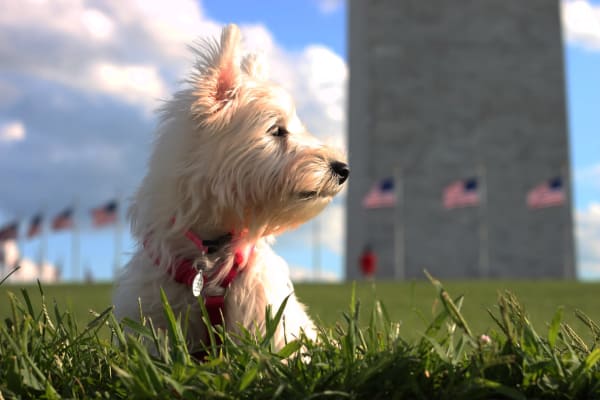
[1,276,600,398]
[2,279,599,339]
[295,280,600,341]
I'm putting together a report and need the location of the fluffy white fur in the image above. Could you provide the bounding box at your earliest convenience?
[113,24,348,352]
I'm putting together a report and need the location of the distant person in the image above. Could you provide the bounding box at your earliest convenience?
[360,245,377,279]
[85,267,94,284]
[54,260,63,282]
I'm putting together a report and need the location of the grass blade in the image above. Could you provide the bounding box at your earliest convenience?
[548,306,563,349]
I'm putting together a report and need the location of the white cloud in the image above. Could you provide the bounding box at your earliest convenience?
[318,201,346,254]
[0,0,349,122]
[300,45,347,123]
[0,120,25,143]
[89,62,168,109]
[81,8,115,41]
[0,0,218,111]
[561,0,600,50]
[576,203,600,277]
[314,0,344,15]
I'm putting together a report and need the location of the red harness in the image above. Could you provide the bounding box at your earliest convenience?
[146,228,253,328]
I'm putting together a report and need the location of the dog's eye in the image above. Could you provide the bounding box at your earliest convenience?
[269,125,288,138]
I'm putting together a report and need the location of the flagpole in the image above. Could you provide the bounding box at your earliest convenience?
[16,217,22,271]
[312,216,321,281]
[114,219,122,279]
[478,165,489,277]
[40,220,47,273]
[394,166,405,280]
[34,217,41,278]
[72,198,80,282]
[39,207,47,275]
[35,219,44,276]
[114,193,123,279]
[561,164,571,279]
[563,195,569,279]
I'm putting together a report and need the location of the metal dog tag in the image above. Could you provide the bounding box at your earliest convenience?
[192,272,204,297]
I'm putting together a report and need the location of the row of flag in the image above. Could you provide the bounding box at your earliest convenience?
[363,176,565,210]
[0,201,118,242]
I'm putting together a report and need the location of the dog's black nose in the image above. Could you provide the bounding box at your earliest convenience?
[331,161,350,185]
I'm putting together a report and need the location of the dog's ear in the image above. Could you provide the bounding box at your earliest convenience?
[191,24,243,122]
[212,24,242,101]
[241,53,268,81]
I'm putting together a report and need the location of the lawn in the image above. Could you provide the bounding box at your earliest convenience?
[1,279,599,340]
[296,280,600,341]
[2,277,600,398]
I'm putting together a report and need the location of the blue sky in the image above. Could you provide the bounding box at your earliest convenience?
[0,0,599,282]
[203,0,346,56]
[566,45,600,209]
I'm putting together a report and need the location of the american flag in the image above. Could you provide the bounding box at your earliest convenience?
[527,177,565,209]
[91,200,118,227]
[362,177,396,208]
[443,177,480,209]
[27,213,43,238]
[52,208,74,231]
[0,221,18,241]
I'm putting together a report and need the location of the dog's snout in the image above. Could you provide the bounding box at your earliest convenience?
[331,161,350,185]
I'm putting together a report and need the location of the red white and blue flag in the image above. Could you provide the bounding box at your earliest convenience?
[52,208,74,231]
[91,201,118,227]
[363,177,396,208]
[443,177,480,209]
[527,177,565,209]
[0,221,18,241]
[27,214,43,238]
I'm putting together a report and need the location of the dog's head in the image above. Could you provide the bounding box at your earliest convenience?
[143,24,348,239]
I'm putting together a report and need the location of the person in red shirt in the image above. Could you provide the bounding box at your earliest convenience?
[360,245,377,279]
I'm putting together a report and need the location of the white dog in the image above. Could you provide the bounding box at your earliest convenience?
[113,24,349,353]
